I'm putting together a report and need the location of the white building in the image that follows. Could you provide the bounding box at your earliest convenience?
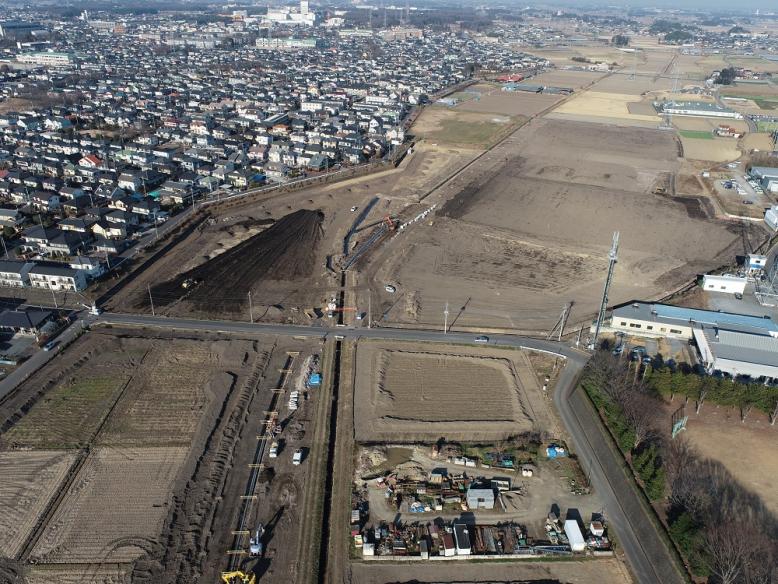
[702,274,747,295]
[28,264,87,291]
[765,205,778,231]
[693,325,778,380]
[16,51,73,67]
[263,0,316,26]
[255,37,320,50]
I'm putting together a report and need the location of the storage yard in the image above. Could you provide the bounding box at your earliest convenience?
[0,327,324,583]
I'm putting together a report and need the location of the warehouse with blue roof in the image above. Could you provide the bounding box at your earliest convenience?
[611,301,778,380]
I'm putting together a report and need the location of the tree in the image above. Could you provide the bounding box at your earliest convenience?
[611,34,629,47]
[704,522,749,584]
[716,67,737,85]
[623,390,657,450]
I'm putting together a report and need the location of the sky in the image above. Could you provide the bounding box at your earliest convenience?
[548,0,772,12]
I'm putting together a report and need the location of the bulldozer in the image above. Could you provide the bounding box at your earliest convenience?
[221,571,255,584]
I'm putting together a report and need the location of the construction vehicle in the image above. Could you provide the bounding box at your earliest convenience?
[221,571,255,584]
[249,524,265,556]
[268,441,278,458]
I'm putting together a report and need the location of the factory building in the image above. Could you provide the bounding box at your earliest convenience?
[610,301,778,341]
[693,325,778,380]
[654,100,743,119]
[750,166,778,194]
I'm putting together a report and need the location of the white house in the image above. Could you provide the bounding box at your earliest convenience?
[28,264,88,291]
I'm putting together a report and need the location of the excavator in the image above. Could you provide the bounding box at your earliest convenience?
[220,572,255,584]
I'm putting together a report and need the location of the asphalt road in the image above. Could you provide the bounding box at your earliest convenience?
[1,310,684,584]
[0,317,87,403]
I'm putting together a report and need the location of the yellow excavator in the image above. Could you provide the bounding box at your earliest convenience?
[221,571,256,584]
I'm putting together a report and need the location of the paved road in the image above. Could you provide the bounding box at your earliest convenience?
[0,318,87,403]
[555,375,685,584]
[3,310,683,584]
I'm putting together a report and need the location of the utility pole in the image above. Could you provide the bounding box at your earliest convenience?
[368,289,372,329]
[443,301,449,334]
[0,235,7,259]
[51,288,58,309]
[547,302,572,341]
[248,291,254,323]
[147,284,155,316]
[590,232,619,350]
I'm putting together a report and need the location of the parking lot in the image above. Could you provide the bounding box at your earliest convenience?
[713,170,773,211]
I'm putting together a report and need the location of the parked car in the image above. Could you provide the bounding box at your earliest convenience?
[612,345,624,356]
[292,449,303,465]
[43,340,57,352]
[735,292,743,300]
[384,284,396,293]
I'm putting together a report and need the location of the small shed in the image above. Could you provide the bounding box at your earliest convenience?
[466,485,495,509]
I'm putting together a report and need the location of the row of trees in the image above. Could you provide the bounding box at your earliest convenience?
[646,366,778,424]
[582,353,777,582]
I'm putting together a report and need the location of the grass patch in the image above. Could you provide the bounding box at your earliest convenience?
[429,118,508,146]
[1,376,128,448]
[756,120,778,132]
[678,130,713,140]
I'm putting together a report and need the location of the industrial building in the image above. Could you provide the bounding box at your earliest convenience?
[0,21,43,39]
[263,0,316,26]
[750,166,778,193]
[16,51,73,67]
[609,301,778,341]
[654,100,743,119]
[693,325,778,379]
[255,37,321,50]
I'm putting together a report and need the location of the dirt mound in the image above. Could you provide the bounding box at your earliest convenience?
[145,209,324,311]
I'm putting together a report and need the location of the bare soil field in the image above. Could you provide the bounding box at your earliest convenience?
[366,117,743,332]
[30,446,188,563]
[529,69,606,89]
[354,341,536,441]
[684,409,778,516]
[0,451,76,558]
[742,132,776,152]
[458,91,563,117]
[549,91,659,126]
[25,565,128,584]
[350,557,630,584]
[144,209,323,315]
[412,106,524,149]
[679,136,740,162]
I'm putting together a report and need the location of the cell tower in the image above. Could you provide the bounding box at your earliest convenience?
[590,232,619,350]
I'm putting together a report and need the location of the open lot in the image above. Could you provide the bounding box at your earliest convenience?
[684,408,778,517]
[354,341,549,442]
[412,106,524,149]
[366,117,742,332]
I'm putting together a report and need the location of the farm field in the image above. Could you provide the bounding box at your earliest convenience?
[679,135,740,162]
[353,340,540,441]
[350,557,630,584]
[0,451,76,558]
[458,90,563,117]
[0,329,281,583]
[30,446,188,563]
[549,90,660,126]
[529,69,605,89]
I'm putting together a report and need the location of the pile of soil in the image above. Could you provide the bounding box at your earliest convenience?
[145,209,323,311]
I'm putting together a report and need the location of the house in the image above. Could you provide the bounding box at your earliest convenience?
[92,220,127,240]
[0,260,33,287]
[23,226,61,251]
[28,263,88,291]
[118,172,143,192]
[69,256,106,279]
[0,308,54,335]
[0,207,24,228]
[30,191,61,211]
[45,230,87,256]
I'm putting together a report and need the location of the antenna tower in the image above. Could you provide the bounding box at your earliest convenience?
[590,232,619,350]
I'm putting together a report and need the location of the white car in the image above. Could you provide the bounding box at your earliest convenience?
[350,206,358,212]
[474,336,489,344]
[292,449,303,465]
[385,284,396,293]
